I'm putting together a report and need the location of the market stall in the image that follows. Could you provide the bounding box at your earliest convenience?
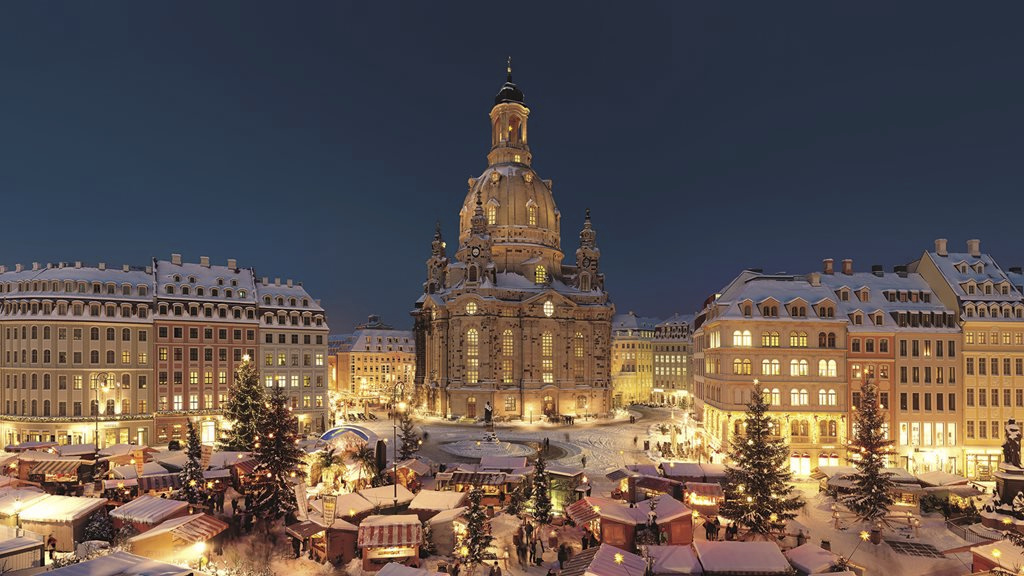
[46,550,194,576]
[357,514,423,571]
[358,484,415,513]
[684,482,724,516]
[645,545,701,576]
[137,473,182,496]
[17,494,108,551]
[435,471,509,507]
[693,541,794,575]
[28,459,88,487]
[392,459,431,491]
[127,513,228,562]
[426,506,466,556]
[109,495,189,533]
[0,487,48,526]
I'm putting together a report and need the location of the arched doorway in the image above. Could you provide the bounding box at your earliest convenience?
[467,397,477,419]
[543,395,555,415]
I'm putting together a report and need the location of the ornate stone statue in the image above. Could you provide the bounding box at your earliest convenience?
[1004,419,1022,468]
[484,401,493,424]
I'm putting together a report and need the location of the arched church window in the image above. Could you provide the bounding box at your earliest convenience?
[487,205,496,225]
[466,329,479,384]
[528,204,537,226]
[535,266,547,284]
[541,332,554,383]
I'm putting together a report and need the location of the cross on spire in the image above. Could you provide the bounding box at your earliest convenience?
[506,56,512,82]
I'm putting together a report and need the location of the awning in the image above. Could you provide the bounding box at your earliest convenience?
[565,498,601,524]
[138,474,182,492]
[357,515,422,547]
[685,482,724,499]
[447,472,506,486]
[235,459,258,475]
[287,520,327,539]
[203,469,232,480]
[30,459,82,476]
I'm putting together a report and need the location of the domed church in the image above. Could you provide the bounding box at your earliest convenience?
[412,62,615,421]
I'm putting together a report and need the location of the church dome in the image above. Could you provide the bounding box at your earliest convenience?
[494,79,524,105]
[458,164,560,253]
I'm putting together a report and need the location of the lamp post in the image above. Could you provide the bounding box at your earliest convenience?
[392,380,406,514]
[12,497,21,532]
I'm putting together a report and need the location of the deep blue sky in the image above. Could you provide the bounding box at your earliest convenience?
[2,3,1022,331]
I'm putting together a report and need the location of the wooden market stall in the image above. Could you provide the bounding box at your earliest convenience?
[109,495,189,533]
[287,515,360,566]
[17,494,108,551]
[0,487,48,527]
[358,484,415,514]
[0,524,45,571]
[357,514,423,571]
[645,545,701,576]
[137,473,182,496]
[408,489,467,522]
[693,541,794,576]
[393,459,431,491]
[565,495,692,553]
[127,513,228,562]
[435,471,511,507]
[560,545,646,576]
[426,506,466,556]
[683,482,724,516]
[45,550,194,576]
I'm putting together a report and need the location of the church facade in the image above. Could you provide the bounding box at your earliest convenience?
[412,66,615,421]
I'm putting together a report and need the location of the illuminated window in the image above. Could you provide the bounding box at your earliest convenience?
[790,388,809,406]
[190,372,198,385]
[732,330,752,347]
[790,359,809,376]
[762,388,781,405]
[466,329,479,384]
[542,332,554,383]
[574,331,585,379]
[761,359,780,376]
[503,329,514,384]
[535,266,547,284]
[505,396,517,411]
[487,205,496,225]
[159,347,168,361]
[528,204,537,226]
[761,331,779,347]
[733,358,752,375]
[466,302,478,315]
[543,300,554,317]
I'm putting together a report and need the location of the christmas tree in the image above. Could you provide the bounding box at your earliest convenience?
[634,496,662,546]
[221,356,267,451]
[719,384,805,536]
[251,385,306,522]
[505,477,529,517]
[179,419,206,505]
[83,510,115,542]
[397,412,421,461]
[532,453,552,525]
[459,486,494,575]
[842,379,896,523]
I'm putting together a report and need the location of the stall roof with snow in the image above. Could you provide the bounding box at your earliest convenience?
[409,489,467,512]
[395,458,431,476]
[646,545,701,575]
[783,543,840,575]
[19,495,107,522]
[560,544,647,576]
[359,484,415,508]
[46,550,193,576]
[109,495,188,524]
[427,506,466,526]
[56,444,97,458]
[693,541,793,575]
[377,561,445,576]
[0,487,48,516]
[128,513,228,545]
[109,461,170,479]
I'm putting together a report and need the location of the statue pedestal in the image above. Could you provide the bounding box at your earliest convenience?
[995,463,1024,504]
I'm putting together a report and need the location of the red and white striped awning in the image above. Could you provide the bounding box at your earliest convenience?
[30,459,82,476]
[357,514,422,548]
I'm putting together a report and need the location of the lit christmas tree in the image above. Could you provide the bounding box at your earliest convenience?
[179,419,206,505]
[221,356,267,451]
[251,386,306,521]
[397,412,421,461]
[459,486,493,576]
[842,379,895,523]
[719,384,805,536]
[532,453,552,525]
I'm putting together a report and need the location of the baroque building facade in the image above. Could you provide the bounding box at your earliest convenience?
[412,67,614,421]
[0,255,328,448]
[328,315,415,414]
[653,314,693,406]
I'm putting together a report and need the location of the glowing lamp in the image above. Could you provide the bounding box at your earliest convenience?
[993,548,1002,559]
[614,553,624,565]
[194,541,207,554]
[859,531,869,541]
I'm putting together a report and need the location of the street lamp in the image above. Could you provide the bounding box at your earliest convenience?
[12,497,21,531]
[392,380,406,514]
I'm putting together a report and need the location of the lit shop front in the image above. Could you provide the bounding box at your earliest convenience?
[965,448,1002,481]
[357,514,422,571]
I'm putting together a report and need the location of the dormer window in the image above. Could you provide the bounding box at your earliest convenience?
[957,263,968,274]
[967,285,975,295]
[985,284,992,295]
[974,262,985,274]
[188,276,196,284]
[173,275,181,282]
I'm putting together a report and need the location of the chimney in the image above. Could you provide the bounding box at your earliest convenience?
[227,258,237,270]
[45,263,53,269]
[809,272,821,286]
[122,264,130,272]
[749,268,763,274]
[145,266,152,274]
[0,266,6,273]
[823,258,834,275]
[1011,267,1023,275]
[286,279,293,287]
[262,277,269,285]
[171,253,182,265]
[274,278,281,286]
[14,264,22,272]
[31,262,39,271]
[200,256,210,267]
[935,238,948,257]
[871,265,883,277]
[74,261,81,269]
[841,259,853,275]
[967,239,981,258]
[894,265,908,277]
[98,262,106,270]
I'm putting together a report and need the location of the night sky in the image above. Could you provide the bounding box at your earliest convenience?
[2,3,1022,332]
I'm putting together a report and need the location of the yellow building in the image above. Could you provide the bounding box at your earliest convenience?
[329,316,415,413]
[693,270,848,476]
[611,312,658,407]
[912,238,1024,479]
[653,314,693,406]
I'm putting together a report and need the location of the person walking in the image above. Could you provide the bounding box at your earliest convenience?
[581,527,590,550]
[713,517,721,541]
[557,544,568,569]
[488,561,502,576]
[581,455,587,468]
[528,538,537,564]
[46,535,57,561]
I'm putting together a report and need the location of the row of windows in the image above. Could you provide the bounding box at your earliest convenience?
[963,302,1024,319]
[158,347,253,363]
[967,420,1008,439]
[740,304,836,318]
[5,373,147,390]
[263,375,324,387]
[732,358,836,378]
[898,421,955,447]
[729,331,840,349]
[898,339,956,358]
[262,353,325,367]
[897,365,956,385]
[5,398,148,417]
[157,326,255,341]
[761,387,838,407]
[3,300,150,318]
[3,280,148,296]
[6,344,146,362]
[7,326,148,342]
[898,391,958,412]
[966,387,1024,408]
[464,329,583,384]
[965,332,1024,346]
[965,357,1024,377]
[164,284,248,298]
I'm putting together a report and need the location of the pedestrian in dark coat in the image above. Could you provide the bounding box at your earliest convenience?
[557,544,568,569]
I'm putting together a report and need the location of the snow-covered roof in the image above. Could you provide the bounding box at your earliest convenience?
[613,312,661,332]
[638,495,691,523]
[972,539,1024,572]
[127,512,228,543]
[646,545,701,575]
[312,492,374,517]
[255,276,323,312]
[561,544,646,576]
[693,541,792,574]
[56,444,97,457]
[109,495,188,524]
[0,487,48,516]
[109,461,169,479]
[916,470,969,487]
[19,494,107,522]
[922,249,1024,304]
[0,264,154,303]
[784,543,840,574]
[409,490,466,512]
[427,506,466,525]
[818,271,957,332]
[46,551,192,576]
[154,259,256,304]
[151,451,188,470]
[336,329,414,353]
[359,484,415,507]
[0,536,43,556]
[207,451,251,469]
